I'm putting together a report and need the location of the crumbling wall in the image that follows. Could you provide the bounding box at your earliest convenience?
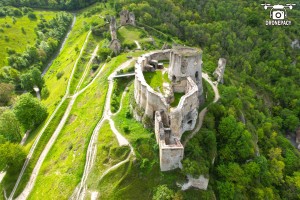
[134,52,170,119]
[170,77,199,139]
[120,10,136,26]
[168,47,203,99]
[109,16,121,54]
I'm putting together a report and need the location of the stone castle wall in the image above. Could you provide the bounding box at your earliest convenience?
[134,49,203,171]
[169,77,199,139]
[134,50,171,119]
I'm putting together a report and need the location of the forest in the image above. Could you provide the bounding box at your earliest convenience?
[0,0,102,10]
[113,0,300,199]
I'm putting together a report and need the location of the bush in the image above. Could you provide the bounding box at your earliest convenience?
[21,27,26,34]
[56,71,64,79]
[125,111,132,118]
[153,185,174,200]
[142,115,153,129]
[123,126,130,134]
[41,87,50,99]
[91,64,99,71]
[27,12,37,20]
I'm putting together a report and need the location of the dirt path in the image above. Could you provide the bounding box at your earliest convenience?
[134,40,141,50]
[75,45,99,93]
[183,72,220,146]
[9,31,93,200]
[72,59,135,200]
[42,14,76,76]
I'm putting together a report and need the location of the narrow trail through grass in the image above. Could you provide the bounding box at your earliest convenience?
[9,30,92,200]
[71,59,136,200]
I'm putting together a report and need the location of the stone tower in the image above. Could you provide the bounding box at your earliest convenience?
[168,46,203,100]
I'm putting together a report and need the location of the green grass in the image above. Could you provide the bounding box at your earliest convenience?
[143,70,170,94]
[170,92,185,107]
[86,120,130,189]
[111,77,134,113]
[28,51,144,199]
[68,34,101,95]
[0,10,57,67]
[118,25,146,44]
[23,4,115,154]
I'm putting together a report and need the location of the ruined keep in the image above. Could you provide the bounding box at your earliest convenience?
[134,47,203,171]
[213,58,226,84]
[120,10,135,26]
[109,16,121,54]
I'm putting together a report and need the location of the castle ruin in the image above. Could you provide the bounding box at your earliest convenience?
[120,10,135,26]
[134,47,203,171]
[109,16,121,54]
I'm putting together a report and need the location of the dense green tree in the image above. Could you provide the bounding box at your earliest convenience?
[0,83,14,106]
[153,185,174,200]
[14,93,48,130]
[0,110,22,143]
[0,142,26,172]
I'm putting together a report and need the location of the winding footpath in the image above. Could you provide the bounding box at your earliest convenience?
[9,30,94,200]
[183,73,220,146]
[72,60,136,200]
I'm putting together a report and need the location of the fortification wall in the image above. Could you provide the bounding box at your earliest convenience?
[134,50,171,119]
[170,77,199,138]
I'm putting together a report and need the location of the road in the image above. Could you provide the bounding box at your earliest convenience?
[9,30,93,200]
[183,72,220,146]
[71,59,136,200]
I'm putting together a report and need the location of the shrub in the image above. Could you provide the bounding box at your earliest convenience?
[27,12,37,20]
[91,64,99,71]
[56,71,64,79]
[123,126,130,134]
[142,115,153,129]
[125,111,132,118]
[21,27,26,34]
[41,87,50,99]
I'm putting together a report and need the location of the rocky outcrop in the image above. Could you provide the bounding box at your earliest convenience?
[213,58,226,84]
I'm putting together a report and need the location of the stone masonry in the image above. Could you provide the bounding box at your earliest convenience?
[120,10,136,26]
[134,47,204,171]
[109,16,121,54]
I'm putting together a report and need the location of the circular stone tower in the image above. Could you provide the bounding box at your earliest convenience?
[168,46,203,100]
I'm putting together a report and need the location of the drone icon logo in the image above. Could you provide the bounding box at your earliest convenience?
[261,3,296,25]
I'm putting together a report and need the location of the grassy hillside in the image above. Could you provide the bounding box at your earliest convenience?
[0,10,57,66]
